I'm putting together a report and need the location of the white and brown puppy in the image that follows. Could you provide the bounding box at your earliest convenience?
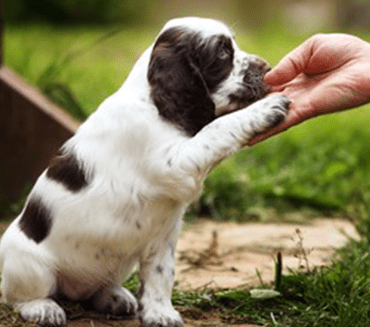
[0,17,290,326]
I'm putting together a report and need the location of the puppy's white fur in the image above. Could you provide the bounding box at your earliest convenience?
[0,17,289,326]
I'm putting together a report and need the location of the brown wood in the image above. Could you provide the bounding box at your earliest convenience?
[0,67,80,207]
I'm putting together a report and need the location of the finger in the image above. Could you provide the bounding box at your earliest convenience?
[264,37,315,86]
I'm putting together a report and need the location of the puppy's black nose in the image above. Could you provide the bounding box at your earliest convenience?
[242,55,271,101]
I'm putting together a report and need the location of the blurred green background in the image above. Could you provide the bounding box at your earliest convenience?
[3,0,370,226]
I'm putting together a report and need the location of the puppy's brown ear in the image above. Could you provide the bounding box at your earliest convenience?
[148,27,215,136]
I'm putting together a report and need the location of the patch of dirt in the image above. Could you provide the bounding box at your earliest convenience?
[175,218,359,290]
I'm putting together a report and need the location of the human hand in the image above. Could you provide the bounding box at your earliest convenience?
[249,33,370,145]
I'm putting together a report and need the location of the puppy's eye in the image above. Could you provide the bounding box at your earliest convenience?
[217,47,231,60]
[216,38,233,61]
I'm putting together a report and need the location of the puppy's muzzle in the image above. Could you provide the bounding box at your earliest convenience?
[242,55,271,102]
[227,55,271,108]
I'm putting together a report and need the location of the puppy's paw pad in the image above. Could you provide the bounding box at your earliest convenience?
[15,299,66,326]
[92,286,138,316]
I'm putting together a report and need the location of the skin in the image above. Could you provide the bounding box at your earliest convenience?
[249,33,370,145]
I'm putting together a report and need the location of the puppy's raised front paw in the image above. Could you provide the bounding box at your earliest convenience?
[249,94,291,134]
[264,94,291,126]
[15,299,67,326]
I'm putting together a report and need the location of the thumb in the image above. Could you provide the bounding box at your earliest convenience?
[264,39,313,86]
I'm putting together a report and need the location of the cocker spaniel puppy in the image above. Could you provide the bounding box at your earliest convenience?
[0,17,290,326]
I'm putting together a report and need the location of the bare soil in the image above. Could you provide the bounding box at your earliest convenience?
[175,218,359,290]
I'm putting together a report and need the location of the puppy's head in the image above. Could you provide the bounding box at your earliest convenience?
[148,17,270,136]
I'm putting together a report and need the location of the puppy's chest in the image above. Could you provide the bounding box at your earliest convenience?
[55,195,183,257]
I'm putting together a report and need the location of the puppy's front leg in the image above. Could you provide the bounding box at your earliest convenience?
[178,94,290,174]
[138,229,182,327]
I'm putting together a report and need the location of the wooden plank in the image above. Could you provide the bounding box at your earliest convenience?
[0,67,80,208]
[0,67,80,132]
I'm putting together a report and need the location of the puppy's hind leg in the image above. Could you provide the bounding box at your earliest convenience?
[1,252,66,326]
[90,285,138,317]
